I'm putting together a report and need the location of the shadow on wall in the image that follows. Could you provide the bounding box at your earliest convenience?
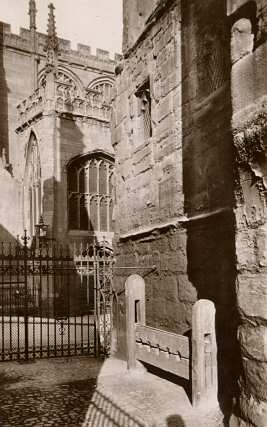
[56,115,86,242]
[41,114,91,243]
[181,0,240,424]
[0,224,19,243]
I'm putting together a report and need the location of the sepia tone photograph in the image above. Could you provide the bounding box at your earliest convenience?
[0,0,266,426]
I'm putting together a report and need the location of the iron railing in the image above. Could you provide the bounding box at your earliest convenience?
[0,233,114,362]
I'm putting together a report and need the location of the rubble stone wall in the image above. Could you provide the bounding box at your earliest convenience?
[230,1,267,422]
[114,0,267,425]
[112,0,200,362]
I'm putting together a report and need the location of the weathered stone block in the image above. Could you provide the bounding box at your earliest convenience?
[178,275,198,303]
[157,93,173,122]
[239,390,267,427]
[242,356,267,401]
[235,229,257,268]
[256,225,267,268]
[239,325,267,362]
[237,273,267,320]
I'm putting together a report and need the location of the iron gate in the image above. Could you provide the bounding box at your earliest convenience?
[0,232,114,362]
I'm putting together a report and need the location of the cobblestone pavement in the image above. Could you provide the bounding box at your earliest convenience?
[0,357,224,427]
[0,356,103,427]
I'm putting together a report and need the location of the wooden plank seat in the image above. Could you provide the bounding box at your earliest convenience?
[125,274,218,408]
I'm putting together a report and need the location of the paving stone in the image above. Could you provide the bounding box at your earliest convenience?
[0,356,101,426]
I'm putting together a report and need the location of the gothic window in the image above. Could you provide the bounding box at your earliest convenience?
[68,153,114,233]
[136,80,152,140]
[39,68,83,103]
[24,133,42,236]
[88,78,114,105]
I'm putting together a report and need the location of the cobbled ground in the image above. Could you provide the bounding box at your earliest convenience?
[0,356,103,427]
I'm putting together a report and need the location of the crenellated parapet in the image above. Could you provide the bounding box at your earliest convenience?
[1,23,122,69]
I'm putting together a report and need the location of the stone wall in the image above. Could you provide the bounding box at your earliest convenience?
[112,0,194,357]
[229,1,267,425]
[180,0,239,416]
[114,0,267,426]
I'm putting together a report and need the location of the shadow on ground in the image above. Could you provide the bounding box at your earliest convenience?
[0,357,102,427]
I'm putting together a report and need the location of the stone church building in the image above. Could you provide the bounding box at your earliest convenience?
[112,1,267,426]
[0,0,267,426]
[0,1,120,244]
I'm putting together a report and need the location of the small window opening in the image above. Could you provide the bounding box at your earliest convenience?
[136,80,152,139]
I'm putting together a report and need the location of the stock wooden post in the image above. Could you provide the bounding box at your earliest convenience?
[192,299,218,408]
[125,274,146,370]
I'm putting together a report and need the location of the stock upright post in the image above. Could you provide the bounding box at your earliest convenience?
[192,299,218,408]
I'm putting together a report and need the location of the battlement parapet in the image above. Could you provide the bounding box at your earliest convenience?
[0,22,11,34]
[77,43,91,55]
[19,28,31,40]
[1,24,122,65]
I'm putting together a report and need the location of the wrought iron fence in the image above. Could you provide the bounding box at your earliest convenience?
[0,232,114,362]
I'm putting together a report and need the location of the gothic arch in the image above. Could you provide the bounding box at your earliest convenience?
[38,66,85,95]
[87,76,115,105]
[23,131,42,236]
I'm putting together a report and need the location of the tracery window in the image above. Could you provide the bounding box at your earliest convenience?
[24,133,42,236]
[68,153,114,233]
[88,79,114,105]
[39,68,83,104]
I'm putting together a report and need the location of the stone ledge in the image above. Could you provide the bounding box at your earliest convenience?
[119,218,182,240]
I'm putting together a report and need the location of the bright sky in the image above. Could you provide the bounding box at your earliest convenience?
[0,0,122,56]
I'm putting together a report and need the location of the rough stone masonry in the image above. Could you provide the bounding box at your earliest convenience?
[112,1,267,426]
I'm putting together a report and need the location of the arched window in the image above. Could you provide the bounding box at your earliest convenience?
[88,78,114,105]
[24,132,42,236]
[68,153,114,233]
